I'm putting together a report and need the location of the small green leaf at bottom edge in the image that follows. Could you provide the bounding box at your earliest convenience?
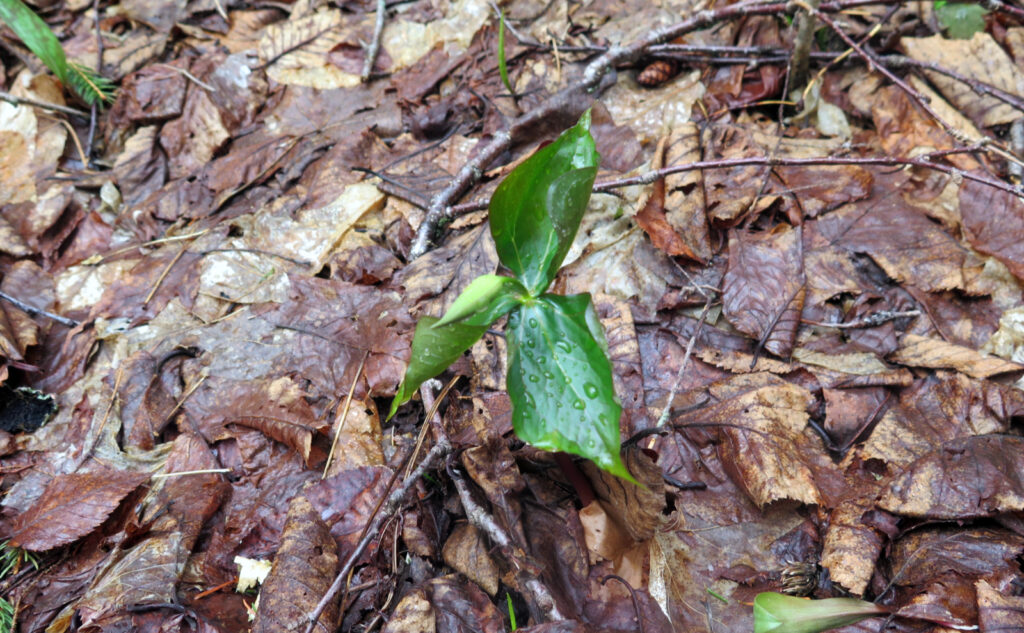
[388,317,488,420]
[753,592,889,633]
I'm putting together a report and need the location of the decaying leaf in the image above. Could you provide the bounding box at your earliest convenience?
[10,466,148,551]
[889,333,1024,378]
[879,435,1024,519]
[252,495,339,633]
[441,523,500,596]
[723,224,805,360]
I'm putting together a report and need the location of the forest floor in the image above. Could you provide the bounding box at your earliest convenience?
[2,0,1024,632]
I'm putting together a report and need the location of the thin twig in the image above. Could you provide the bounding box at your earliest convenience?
[600,575,646,633]
[322,351,369,478]
[407,0,804,258]
[362,0,387,81]
[405,0,983,257]
[803,309,920,329]
[304,437,452,633]
[0,291,80,328]
[0,90,90,118]
[412,152,1023,221]
[450,467,566,622]
[657,296,714,428]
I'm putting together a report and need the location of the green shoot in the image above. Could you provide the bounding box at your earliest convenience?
[0,0,115,106]
[497,7,514,95]
[390,111,635,480]
[506,593,517,631]
[0,596,14,633]
[753,592,889,633]
[0,541,38,580]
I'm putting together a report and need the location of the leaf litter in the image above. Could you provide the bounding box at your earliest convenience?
[1,1,1024,632]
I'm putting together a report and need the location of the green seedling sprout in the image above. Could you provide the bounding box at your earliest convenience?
[0,0,115,106]
[390,110,634,481]
[754,592,890,633]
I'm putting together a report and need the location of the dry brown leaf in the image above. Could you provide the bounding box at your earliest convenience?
[960,179,1024,283]
[441,523,500,596]
[820,492,887,596]
[682,373,820,507]
[323,399,384,476]
[977,579,1024,633]
[73,434,228,630]
[815,177,978,293]
[879,435,1024,519]
[902,33,1024,127]
[889,333,1024,378]
[252,495,339,633]
[259,10,364,89]
[383,589,435,633]
[857,372,1022,468]
[723,224,805,359]
[10,466,148,551]
[581,447,665,542]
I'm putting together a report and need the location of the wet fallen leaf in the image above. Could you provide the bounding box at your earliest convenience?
[252,495,339,633]
[723,224,806,360]
[888,333,1024,378]
[879,435,1024,519]
[10,466,149,551]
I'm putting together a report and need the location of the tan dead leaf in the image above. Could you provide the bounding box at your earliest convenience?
[381,0,495,72]
[663,122,713,261]
[10,466,148,551]
[383,589,435,633]
[960,179,1024,284]
[74,434,228,629]
[259,10,363,89]
[815,180,979,294]
[252,496,339,633]
[889,333,1024,379]
[602,69,706,144]
[723,224,805,359]
[441,523,499,596]
[872,84,980,171]
[978,579,1024,633]
[820,496,885,595]
[879,435,1024,519]
[161,89,231,180]
[223,376,326,462]
[581,447,665,542]
[857,372,1021,468]
[688,374,820,507]
[0,300,38,362]
[902,33,1024,127]
[324,399,384,476]
[792,348,894,376]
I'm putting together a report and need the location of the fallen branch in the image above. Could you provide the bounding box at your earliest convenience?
[0,290,80,328]
[0,90,90,118]
[450,466,566,622]
[408,0,897,258]
[361,0,387,81]
[303,437,453,633]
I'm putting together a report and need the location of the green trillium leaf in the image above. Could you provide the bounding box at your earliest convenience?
[388,317,488,420]
[506,294,634,481]
[433,274,526,329]
[753,593,888,633]
[489,110,600,295]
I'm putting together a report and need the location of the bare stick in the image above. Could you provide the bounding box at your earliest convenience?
[803,309,920,329]
[304,437,452,633]
[657,296,714,428]
[0,291,79,328]
[450,467,566,622]
[790,0,820,91]
[407,0,803,258]
[0,90,90,118]
[401,152,1022,220]
[361,0,387,81]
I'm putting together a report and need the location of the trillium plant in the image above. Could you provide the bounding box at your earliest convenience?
[389,111,634,480]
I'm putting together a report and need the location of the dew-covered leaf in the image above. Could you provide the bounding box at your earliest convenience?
[389,317,488,419]
[489,111,600,294]
[505,294,632,480]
